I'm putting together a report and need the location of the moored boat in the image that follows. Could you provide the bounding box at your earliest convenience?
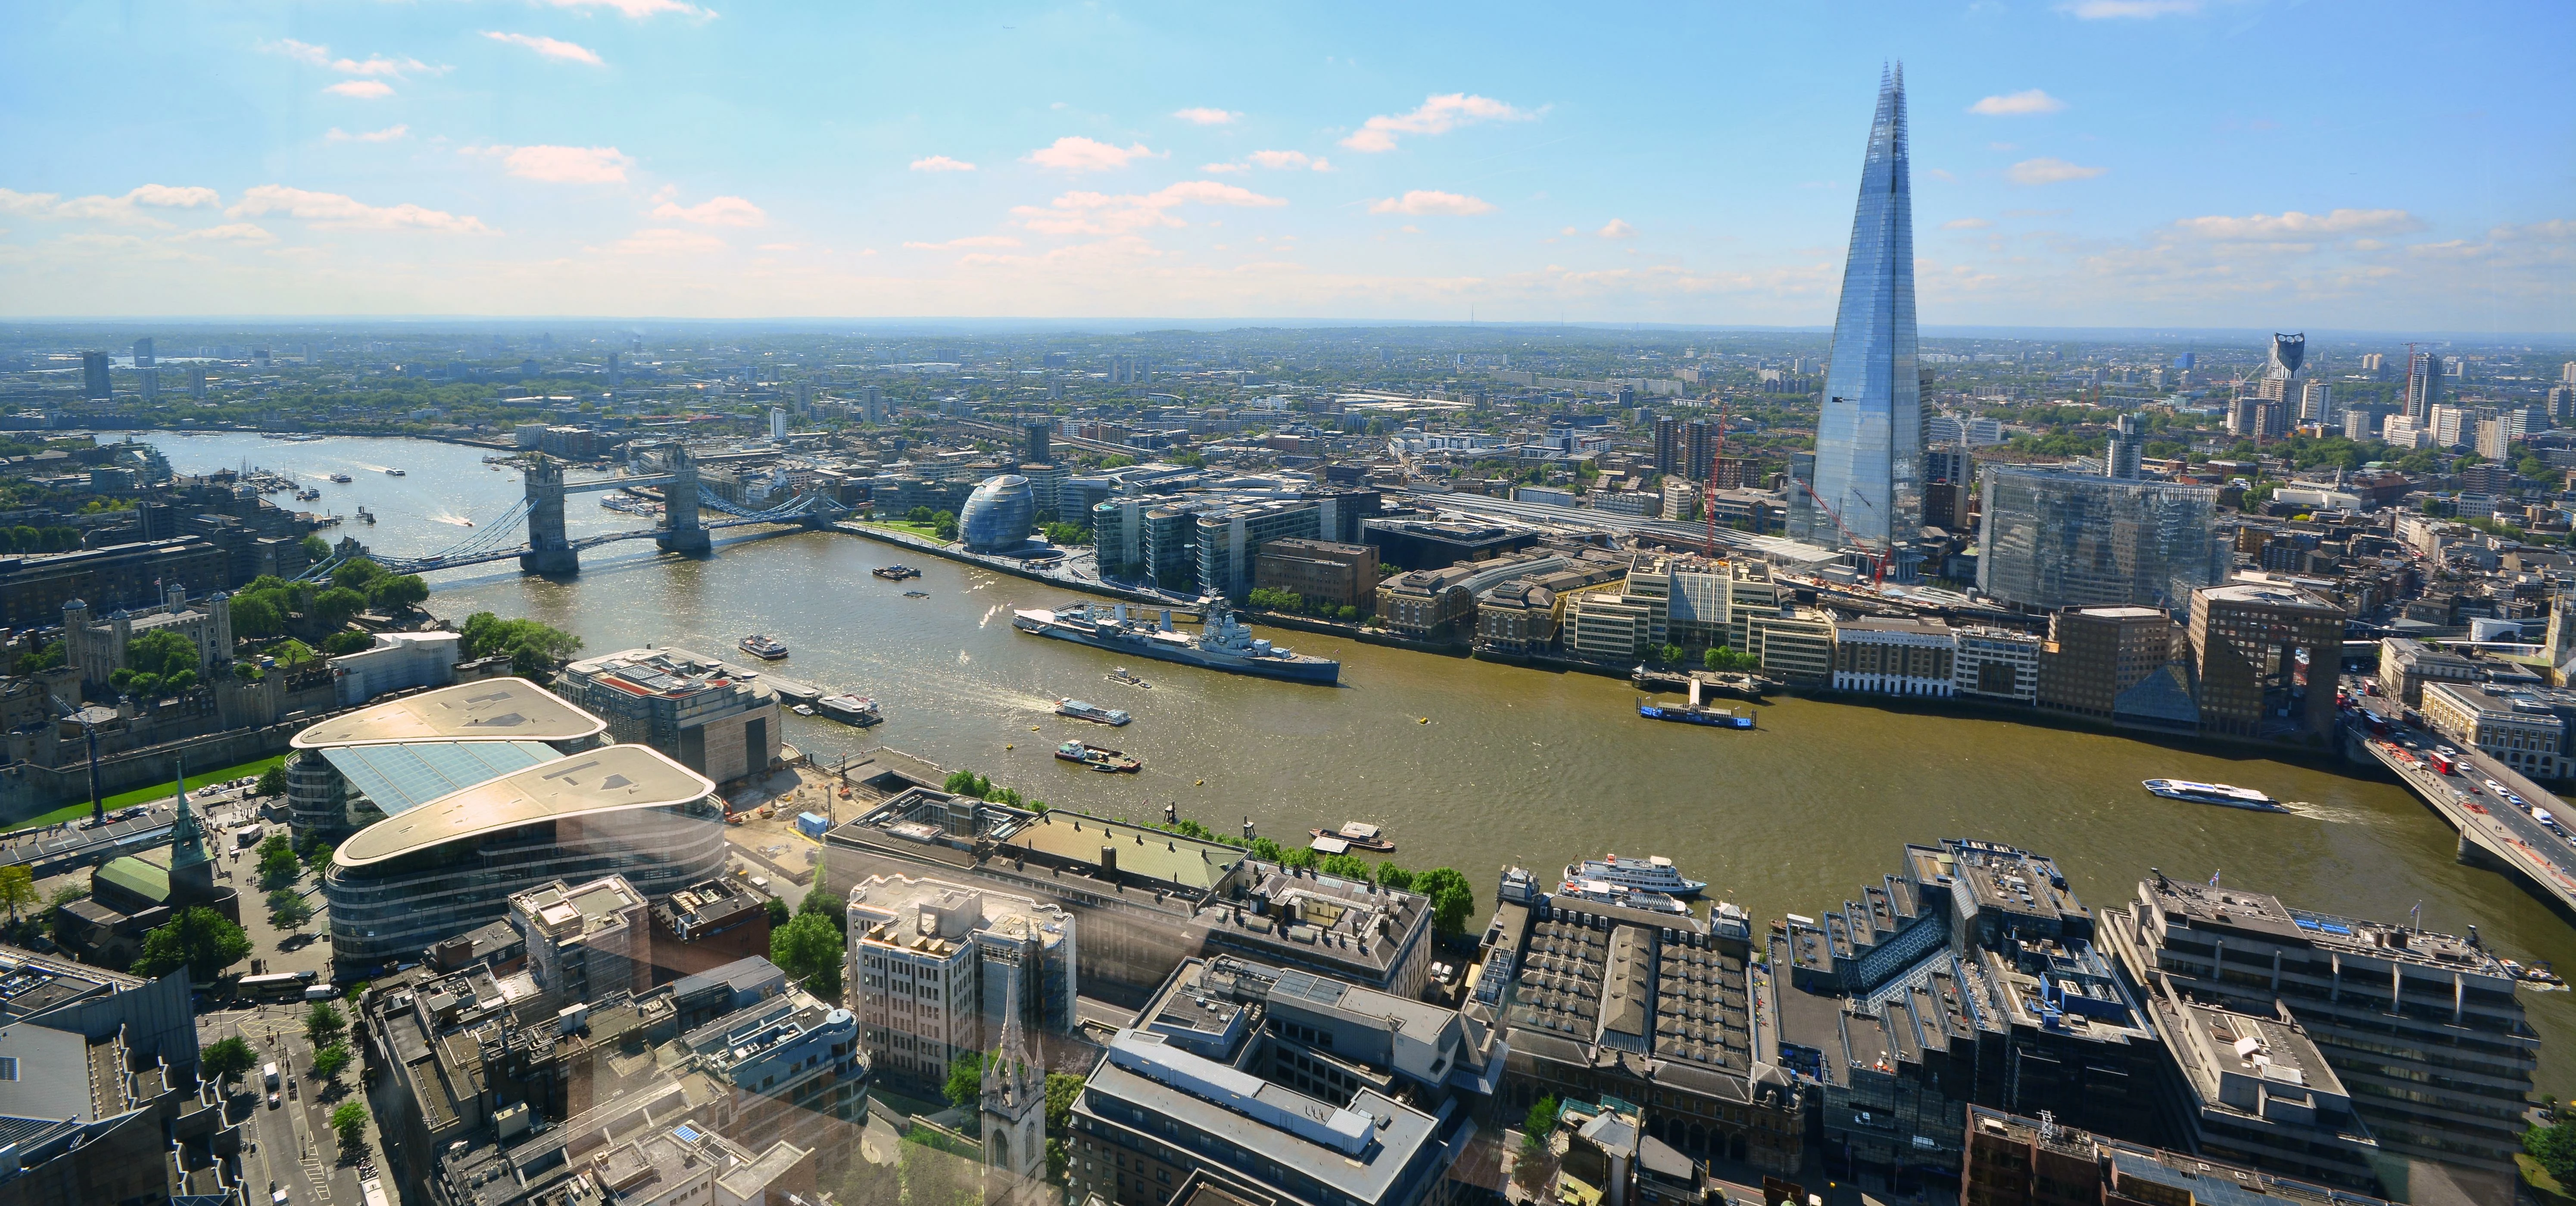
[1055,698,1131,726]
[816,694,881,726]
[1307,821,1394,853]
[1012,598,1339,684]
[738,634,789,661]
[1054,740,1140,773]
[1557,876,1693,916]
[1566,854,1706,899]
[1637,700,1753,728]
[873,565,922,580]
[2142,779,2289,812]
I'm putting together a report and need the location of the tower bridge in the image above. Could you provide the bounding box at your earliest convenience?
[301,446,847,580]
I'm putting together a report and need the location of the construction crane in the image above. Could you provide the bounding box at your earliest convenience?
[1792,476,1892,588]
[1702,395,1733,559]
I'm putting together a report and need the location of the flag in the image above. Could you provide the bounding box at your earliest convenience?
[2209,869,2221,886]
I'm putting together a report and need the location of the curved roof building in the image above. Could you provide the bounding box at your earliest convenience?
[959,474,1035,553]
[324,743,726,977]
[286,678,611,843]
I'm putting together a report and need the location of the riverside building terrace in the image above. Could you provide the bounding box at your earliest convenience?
[823,787,1434,1001]
[2097,873,2536,1193]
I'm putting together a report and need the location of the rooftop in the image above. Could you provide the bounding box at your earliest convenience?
[561,647,778,703]
[291,678,606,749]
[319,740,564,817]
[1004,810,1245,893]
[2198,581,2342,613]
[336,744,715,868]
[2140,876,2507,978]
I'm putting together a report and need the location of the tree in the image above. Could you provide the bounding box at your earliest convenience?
[329,1101,368,1152]
[311,1042,351,1082]
[1278,845,1319,871]
[201,1036,257,1084]
[1248,837,1284,862]
[1318,853,1371,880]
[256,765,287,797]
[259,837,301,889]
[131,907,252,981]
[302,840,335,870]
[906,505,935,524]
[268,888,312,928]
[1045,1072,1084,1132]
[945,1053,989,1109]
[458,612,582,675]
[1659,643,1684,665]
[1413,867,1477,936]
[1515,1094,1560,1189]
[321,630,375,656]
[2530,1119,2576,1184]
[330,558,387,592]
[0,865,33,920]
[764,896,790,927]
[1374,862,1415,892]
[12,639,65,675]
[228,594,282,639]
[942,769,992,798]
[301,534,332,560]
[112,628,202,698]
[305,999,346,1049]
[368,573,429,612]
[797,879,844,935]
[931,509,958,541]
[770,912,843,1001]
[1705,645,1757,673]
[312,587,367,627]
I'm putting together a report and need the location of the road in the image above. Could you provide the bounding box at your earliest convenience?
[203,1003,380,1206]
[2345,681,2576,923]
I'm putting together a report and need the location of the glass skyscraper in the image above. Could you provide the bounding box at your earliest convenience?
[1796,65,1920,553]
[1976,466,2227,611]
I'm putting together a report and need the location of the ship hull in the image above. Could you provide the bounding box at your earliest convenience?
[1014,615,1339,684]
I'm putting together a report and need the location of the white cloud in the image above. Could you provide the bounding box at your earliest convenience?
[909,155,976,172]
[545,0,711,17]
[1172,107,1240,126]
[261,39,443,78]
[1941,217,1994,230]
[651,196,766,226]
[2171,208,2424,239]
[474,144,633,184]
[2059,0,2200,16]
[2491,219,2575,242]
[227,184,492,234]
[1201,162,1247,174]
[325,80,395,99]
[1022,137,1162,172]
[172,223,276,244]
[13,185,224,228]
[1969,89,2067,116]
[1597,219,1635,239]
[2006,156,2106,184]
[1341,93,1535,153]
[327,125,411,143]
[481,31,604,65]
[1367,190,1494,216]
[605,227,725,255]
[903,235,1024,250]
[125,185,221,209]
[0,190,61,216]
[1246,150,1331,172]
[1012,180,1285,237]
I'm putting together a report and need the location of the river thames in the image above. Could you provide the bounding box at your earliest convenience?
[153,429,2576,1093]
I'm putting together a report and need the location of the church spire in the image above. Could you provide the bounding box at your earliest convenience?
[984,965,1041,1109]
[167,755,209,875]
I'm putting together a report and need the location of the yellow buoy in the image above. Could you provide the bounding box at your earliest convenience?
[1004,744,1014,750]
[1031,725,1041,731]
[1418,717,1429,724]
[1194,779,1204,786]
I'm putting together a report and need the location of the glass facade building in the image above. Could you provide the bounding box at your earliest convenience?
[959,474,1035,553]
[1976,467,2227,611]
[1796,65,1920,553]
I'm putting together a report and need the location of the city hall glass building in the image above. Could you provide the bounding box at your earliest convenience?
[1794,65,1921,553]
[959,474,1035,553]
[1976,466,2227,611]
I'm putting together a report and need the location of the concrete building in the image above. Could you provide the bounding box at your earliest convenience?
[2379,637,2482,711]
[1952,625,2041,703]
[2189,582,2348,741]
[2037,606,2182,722]
[677,986,866,1165]
[1195,498,1325,600]
[1744,606,1837,684]
[1251,537,1380,612]
[1831,616,1955,696]
[649,876,773,984]
[284,676,609,844]
[2142,979,2381,1191]
[1567,591,1659,661]
[1961,1106,2395,1206]
[326,629,460,706]
[555,646,783,784]
[2421,681,2569,779]
[324,744,727,978]
[0,957,243,1205]
[843,871,1076,1094]
[512,874,652,1002]
[62,586,232,696]
[2097,874,2534,1194]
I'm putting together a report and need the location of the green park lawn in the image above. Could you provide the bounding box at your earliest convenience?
[2,753,288,834]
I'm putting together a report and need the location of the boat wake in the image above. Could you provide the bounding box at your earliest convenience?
[979,604,1002,629]
[2276,800,2382,826]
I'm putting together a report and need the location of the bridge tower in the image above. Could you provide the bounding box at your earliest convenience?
[656,444,711,554]
[519,455,579,575]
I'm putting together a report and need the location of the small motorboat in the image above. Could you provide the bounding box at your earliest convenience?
[1054,740,1140,773]
[738,634,789,661]
[385,468,405,476]
[1056,699,1131,726]
[327,472,352,483]
[873,565,922,581]
[1307,821,1394,853]
[791,704,816,717]
[1106,667,1153,689]
[903,590,929,598]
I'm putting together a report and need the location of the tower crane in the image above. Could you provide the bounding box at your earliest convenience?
[1702,395,1733,560]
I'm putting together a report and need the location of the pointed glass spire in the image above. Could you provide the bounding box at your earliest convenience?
[1799,62,1921,552]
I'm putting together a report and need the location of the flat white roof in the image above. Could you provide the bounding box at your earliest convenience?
[292,678,607,749]
[335,744,714,867]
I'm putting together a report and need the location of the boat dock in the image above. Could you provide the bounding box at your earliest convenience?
[1632,668,1772,698]
[751,672,823,703]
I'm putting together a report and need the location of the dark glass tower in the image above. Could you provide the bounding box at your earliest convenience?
[1796,65,1920,553]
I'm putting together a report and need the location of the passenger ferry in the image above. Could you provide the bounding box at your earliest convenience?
[1565,854,1706,899]
[1556,876,1693,916]
[737,634,789,661]
[1054,699,1131,726]
[815,694,881,726]
[2142,779,2289,812]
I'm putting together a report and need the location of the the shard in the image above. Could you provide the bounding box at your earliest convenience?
[1794,64,1920,554]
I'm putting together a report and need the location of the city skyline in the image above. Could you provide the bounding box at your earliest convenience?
[2,1,2568,332]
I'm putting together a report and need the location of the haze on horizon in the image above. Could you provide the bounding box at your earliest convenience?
[2,1,2567,334]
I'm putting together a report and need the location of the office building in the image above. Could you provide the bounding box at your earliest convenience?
[130,336,153,366]
[283,677,608,843]
[2098,874,2533,1196]
[677,985,868,1163]
[2103,412,2143,479]
[1567,591,1659,661]
[1795,66,1921,553]
[1831,616,1955,696]
[555,646,783,784]
[844,872,1076,1094]
[1952,625,2041,703]
[2188,582,2347,740]
[1361,518,1540,570]
[1977,467,2226,611]
[1196,497,1324,599]
[1961,1106,2395,1206]
[2421,681,2568,778]
[81,350,111,398]
[959,473,1037,552]
[323,743,727,977]
[2037,606,2183,721]
[2429,403,2472,449]
[648,876,773,983]
[2407,350,2445,419]
[1251,537,1379,611]
[2141,980,2382,1190]
[1745,606,1838,684]
[512,874,652,1001]
[2301,378,2336,425]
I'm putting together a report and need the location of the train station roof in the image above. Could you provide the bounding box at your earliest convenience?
[336,744,714,868]
[291,678,606,750]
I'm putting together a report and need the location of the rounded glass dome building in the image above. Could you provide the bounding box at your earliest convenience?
[958,474,1035,553]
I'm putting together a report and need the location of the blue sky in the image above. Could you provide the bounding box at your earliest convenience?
[2,0,2568,332]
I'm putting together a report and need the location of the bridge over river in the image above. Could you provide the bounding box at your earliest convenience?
[302,446,848,579]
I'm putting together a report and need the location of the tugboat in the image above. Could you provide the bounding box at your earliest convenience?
[816,694,882,726]
[873,565,922,581]
[355,506,376,524]
[1054,740,1141,773]
[1306,821,1395,853]
[1055,699,1131,726]
[2141,779,2289,813]
[738,634,789,661]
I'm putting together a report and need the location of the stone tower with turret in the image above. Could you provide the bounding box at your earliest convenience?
[979,977,1047,1204]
